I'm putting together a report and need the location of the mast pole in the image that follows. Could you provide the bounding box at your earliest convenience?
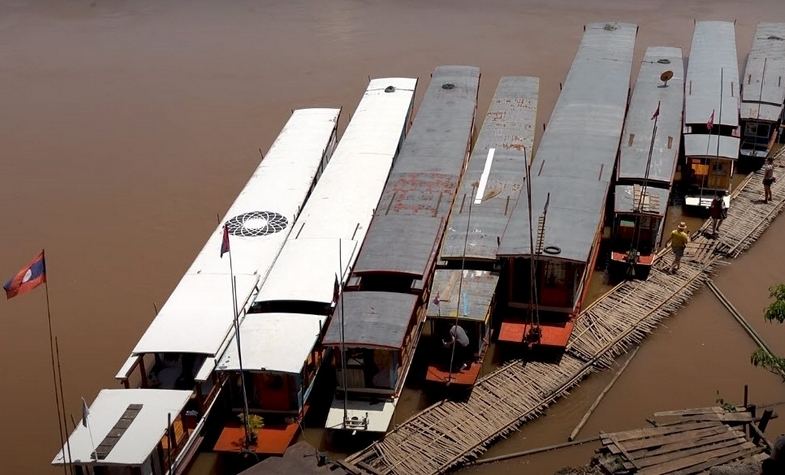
[630,100,660,276]
[42,250,71,475]
[226,225,251,447]
[448,181,476,383]
[338,239,348,426]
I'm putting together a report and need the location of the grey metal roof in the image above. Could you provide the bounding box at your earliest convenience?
[617,47,684,186]
[351,215,442,277]
[440,76,539,262]
[685,21,740,127]
[498,176,608,262]
[352,65,481,278]
[499,23,636,263]
[613,185,670,217]
[683,134,740,159]
[426,269,498,322]
[322,291,419,349]
[741,23,785,122]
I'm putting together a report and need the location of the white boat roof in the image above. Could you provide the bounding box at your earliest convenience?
[132,108,339,357]
[52,389,191,466]
[617,47,684,185]
[254,78,416,308]
[684,134,740,159]
[134,273,258,356]
[216,313,326,374]
[741,23,785,122]
[685,21,740,127]
[254,238,357,306]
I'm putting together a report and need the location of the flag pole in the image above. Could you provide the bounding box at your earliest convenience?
[225,225,252,447]
[42,249,71,475]
[338,239,348,427]
[54,336,74,472]
[81,398,98,461]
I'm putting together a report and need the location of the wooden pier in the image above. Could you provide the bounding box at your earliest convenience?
[344,149,785,475]
[594,407,769,474]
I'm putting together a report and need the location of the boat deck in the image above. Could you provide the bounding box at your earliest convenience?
[213,421,301,456]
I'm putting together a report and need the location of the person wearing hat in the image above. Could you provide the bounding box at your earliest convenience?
[667,222,690,274]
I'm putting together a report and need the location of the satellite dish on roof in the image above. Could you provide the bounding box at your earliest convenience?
[660,70,674,87]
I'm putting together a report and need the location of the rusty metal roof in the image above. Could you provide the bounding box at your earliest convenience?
[741,23,785,122]
[440,76,539,262]
[617,47,684,186]
[426,269,498,322]
[685,21,740,127]
[499,23,636,263]
[352,65,481,279]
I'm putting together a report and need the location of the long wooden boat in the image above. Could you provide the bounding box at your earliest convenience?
[497,23,636,350]
[609,47,684,281]
[683,21,740,209]
[212,78,417,456]
[740,23,785,161]
[423,76,539,387]
[59,108,342,474]
[321,65,480,434]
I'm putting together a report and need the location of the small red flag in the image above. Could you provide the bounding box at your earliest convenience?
[707,110,715,131]
[3,251,46,299]
[651,101,660,120]
[220,224,230,257]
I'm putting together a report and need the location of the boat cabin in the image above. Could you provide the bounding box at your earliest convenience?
[52,389,193,475]
[213,313,326,455]
[740,23,785,161]
[609,185,670,279]
[424,269,495,385]
[322,291,420,432]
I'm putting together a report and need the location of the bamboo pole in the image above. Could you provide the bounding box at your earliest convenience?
[568,346,641,441]
[469,435,599,466]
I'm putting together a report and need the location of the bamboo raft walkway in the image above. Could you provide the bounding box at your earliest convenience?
[345,148,785,475]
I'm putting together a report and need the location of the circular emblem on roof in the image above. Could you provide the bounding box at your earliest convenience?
[226,211,288,237]
[442,83,455,90]
[657,59,671,64]
[384,86,396,93]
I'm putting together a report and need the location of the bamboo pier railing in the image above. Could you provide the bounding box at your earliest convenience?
[344,147,785,475]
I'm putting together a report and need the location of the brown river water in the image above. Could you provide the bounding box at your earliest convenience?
[2,1,784,473]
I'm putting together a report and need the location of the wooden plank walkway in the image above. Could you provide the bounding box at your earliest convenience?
[595,407,764,474]
[345,149,785,475]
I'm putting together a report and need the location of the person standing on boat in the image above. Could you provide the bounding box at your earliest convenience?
[763,157,775,203]
[667,222,690,274]
[443,324,470,371]
[708,193,726,237]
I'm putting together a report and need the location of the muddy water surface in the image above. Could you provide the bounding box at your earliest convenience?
[2,1,785,474]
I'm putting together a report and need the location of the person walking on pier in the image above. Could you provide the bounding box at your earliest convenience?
[667,222,690,274]
[763,157,775,203]
[709,193,726,237]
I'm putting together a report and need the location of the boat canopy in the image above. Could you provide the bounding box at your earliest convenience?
[350,66,481,281]
[426,269,498,322]
[216,313,326,374]
[352,215,443,278]
[684,134,741,159]
[684,21,739,128]
[617,47,684,186]
[499,23,636,263]
[322,291,419,349]
[130,109,339,358]
[254,238,357,308]
[439,76,539,262]
[741,23,785,122]
[614,185,670,217]
[498,176,608,263]
[52,389,191,466]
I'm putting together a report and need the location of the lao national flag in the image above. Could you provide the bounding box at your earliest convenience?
[707,110,715,131]
[220,224,230,257]
[4,251,46,299]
